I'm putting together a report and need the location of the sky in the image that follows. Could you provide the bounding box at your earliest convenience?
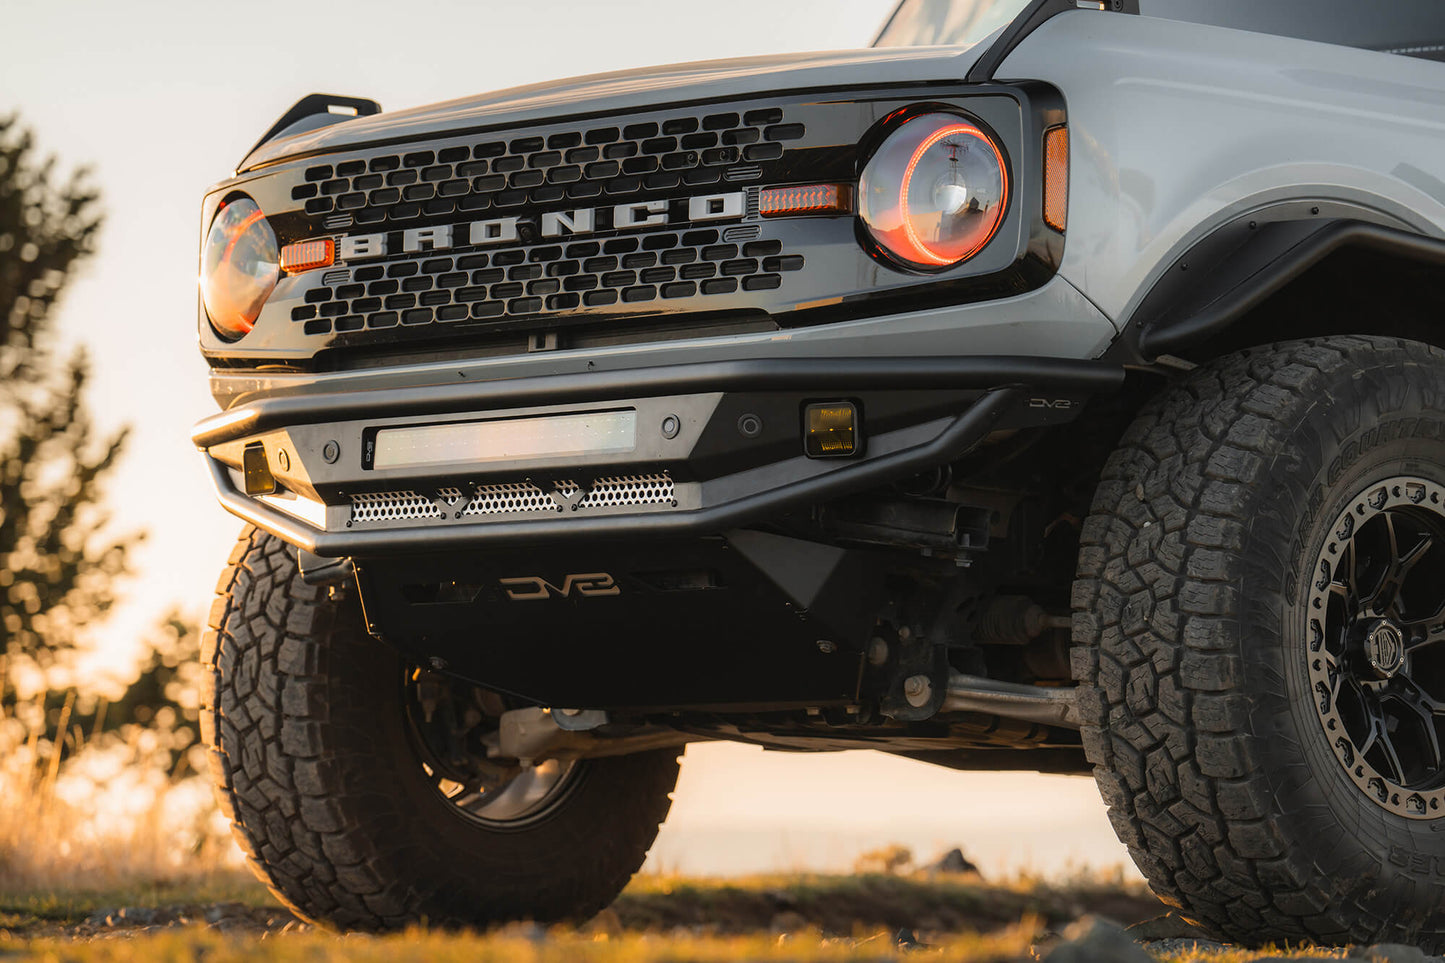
[2,0,1134,878]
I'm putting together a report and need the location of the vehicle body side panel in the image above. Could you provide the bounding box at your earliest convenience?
[1002,10,1445,329]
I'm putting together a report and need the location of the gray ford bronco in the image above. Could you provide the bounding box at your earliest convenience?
[192,0,1445,944]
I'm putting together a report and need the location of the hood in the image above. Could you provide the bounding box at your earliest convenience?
[240,43,989,172]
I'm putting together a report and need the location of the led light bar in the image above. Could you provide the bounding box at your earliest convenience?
[369,409,637,471]
[279,238,335,274]
[759,184,854,218]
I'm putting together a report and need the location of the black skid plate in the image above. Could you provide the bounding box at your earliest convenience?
[352,532,879,711]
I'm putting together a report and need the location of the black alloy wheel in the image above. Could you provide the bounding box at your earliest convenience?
[1306,475,1445,818]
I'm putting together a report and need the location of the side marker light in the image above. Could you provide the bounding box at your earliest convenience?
[1043,125,1068,233]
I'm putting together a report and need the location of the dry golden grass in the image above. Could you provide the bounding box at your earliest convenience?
[3,925,1042,963]
[0,689,237,892]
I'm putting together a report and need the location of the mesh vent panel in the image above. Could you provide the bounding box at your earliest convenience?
[347,474,676,524]
[462,482,561,516]
[576,473,675,509]
[350,490,444,522]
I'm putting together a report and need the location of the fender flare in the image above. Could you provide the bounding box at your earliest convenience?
[1120,216,1445,361]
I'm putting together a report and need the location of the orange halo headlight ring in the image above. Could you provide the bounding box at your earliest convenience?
[858,112,1010,272]
[200,195,279,340]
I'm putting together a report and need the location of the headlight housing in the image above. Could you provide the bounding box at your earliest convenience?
[858,112,1009,272]
[200,196,278,339]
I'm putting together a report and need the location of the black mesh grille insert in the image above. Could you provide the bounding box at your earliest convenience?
[290,232,803,335]
[293,107,798,222]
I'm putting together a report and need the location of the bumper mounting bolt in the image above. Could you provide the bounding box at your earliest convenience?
[903,674,933,708]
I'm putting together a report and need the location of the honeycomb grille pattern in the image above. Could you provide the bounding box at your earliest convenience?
[462,482,559,516]
[291,108,801,223]
[576,473,675,509]
[350,490,445,523]
[349,474,677,525]
[290,229,804,335]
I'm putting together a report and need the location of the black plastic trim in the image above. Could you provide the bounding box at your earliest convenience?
[1138,221,1445,358]
[192,356,1122,449]
[241,94,382,172]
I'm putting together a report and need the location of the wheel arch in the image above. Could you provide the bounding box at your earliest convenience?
[1115,209,1445,365]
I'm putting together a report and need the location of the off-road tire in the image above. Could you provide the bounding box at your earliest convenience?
[200,526,680,930]
[1073,336,1445,949]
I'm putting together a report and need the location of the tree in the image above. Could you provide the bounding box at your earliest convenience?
[0,113,138,668]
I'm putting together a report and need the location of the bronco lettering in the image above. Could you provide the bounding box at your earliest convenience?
[339,191,745,261]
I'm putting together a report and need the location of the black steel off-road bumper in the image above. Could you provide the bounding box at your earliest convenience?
[193,356,1122,559]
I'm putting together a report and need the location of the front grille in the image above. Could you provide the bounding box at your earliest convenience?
[292,108,800,224]
[349,473,676,525]
[291,229,804,336]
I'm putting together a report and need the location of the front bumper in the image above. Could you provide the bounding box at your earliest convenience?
[194,356,1122,558]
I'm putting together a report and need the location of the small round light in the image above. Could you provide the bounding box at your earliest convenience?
[859,112,1009,271]
[200,196,278,339]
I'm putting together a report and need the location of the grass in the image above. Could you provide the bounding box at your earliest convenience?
[0,675,1369,961]
[0,926,1044,963]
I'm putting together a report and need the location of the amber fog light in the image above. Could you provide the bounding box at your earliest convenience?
[804,402,859,458]
[201,196,279,339]
[859,112,1009,271]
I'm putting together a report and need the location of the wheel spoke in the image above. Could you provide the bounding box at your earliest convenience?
[1392,680,1445,772]
[1339,538,1360,615]
[1376,725,1409,784]
[1406,622,1445,654]
[1387,532,1435,618]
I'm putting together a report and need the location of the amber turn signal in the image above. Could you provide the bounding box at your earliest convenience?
[804,402,859,458]
[1043,125,1068,233]
[279,238,335,274]
[760,184,853,217]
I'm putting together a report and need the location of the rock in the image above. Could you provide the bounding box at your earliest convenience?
[1142,937,1232,956]
[929,847,982,876]
[83,908,117,927]
[1350,944,1429,963]
[1128,911,1214,941]
[116,907,158,926]
[1045,916,1154,963]
[769,910,809,933]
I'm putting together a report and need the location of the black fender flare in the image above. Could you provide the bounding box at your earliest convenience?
[1117,215,1445,362]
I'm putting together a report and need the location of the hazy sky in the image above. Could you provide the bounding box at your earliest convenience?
[3,0,1133,877]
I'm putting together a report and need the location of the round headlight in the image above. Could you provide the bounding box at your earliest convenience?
[859,112,1009,271]
[200,196,278,339]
